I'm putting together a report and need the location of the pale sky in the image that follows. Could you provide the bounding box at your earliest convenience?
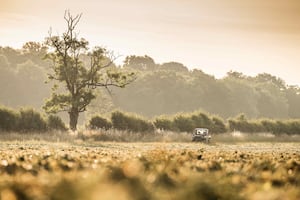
[1,0,300,85]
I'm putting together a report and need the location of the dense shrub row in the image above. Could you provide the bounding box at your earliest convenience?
[0,107,66,132]
[111,111,155,132]
[89,111,226,134]
[88,116,112,130]
[1,105,299,135]
[154,112,226,133]
[89,111,154,133]
[89,111,300,135]
[228,114,300,135]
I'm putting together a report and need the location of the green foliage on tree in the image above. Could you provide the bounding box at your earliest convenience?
[0,54,9,68]
[22,42,48,66]
[123,55,156,71]
[159,62,188,72]
[285,86,300,118]
[43,11,135,130]
[0,44,51,108]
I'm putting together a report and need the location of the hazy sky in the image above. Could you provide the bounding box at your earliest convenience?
[1,0,300,85]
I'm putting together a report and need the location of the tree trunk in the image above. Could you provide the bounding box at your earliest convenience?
[69,108,79,131]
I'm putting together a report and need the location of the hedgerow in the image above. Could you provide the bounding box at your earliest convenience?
[0,106,66,133]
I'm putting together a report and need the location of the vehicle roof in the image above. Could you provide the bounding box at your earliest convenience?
[194,128,208,130]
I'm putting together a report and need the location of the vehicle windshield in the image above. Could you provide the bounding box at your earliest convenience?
[194,129,208,135]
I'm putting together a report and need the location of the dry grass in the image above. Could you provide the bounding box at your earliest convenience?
[80,129,300,143]
[2,129,300,144]
[80,129,192,142]
[1,130,300,144]
[213,132,300,143]
[0,131,75,143]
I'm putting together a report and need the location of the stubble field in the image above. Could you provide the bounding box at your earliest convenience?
[0,141,299,200]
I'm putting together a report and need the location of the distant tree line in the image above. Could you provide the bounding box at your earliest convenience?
[1,46,300,121]
[0,44,51,109]
[113,55,300,119]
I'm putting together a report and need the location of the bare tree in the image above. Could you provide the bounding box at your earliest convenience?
[44,11,136,130]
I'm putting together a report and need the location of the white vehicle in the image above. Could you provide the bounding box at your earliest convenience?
[192,128,211,142]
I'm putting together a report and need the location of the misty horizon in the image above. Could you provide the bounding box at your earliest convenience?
[1,42,299,88]
[1,0,300,85]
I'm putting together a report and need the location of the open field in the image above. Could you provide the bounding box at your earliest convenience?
[0,141,299,200]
